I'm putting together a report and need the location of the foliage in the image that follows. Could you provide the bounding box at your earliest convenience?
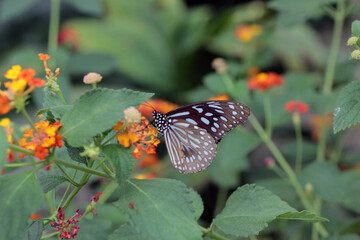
[0,0,359,240]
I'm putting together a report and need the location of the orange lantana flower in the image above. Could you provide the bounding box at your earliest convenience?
[248,72,283,92]
[139,154,159,169]
[138,99,179,118]
[235,24,262,43]
[209,94,230,101]
[310,114,333,141]
[114,107,160,159]
[18,120,63,160]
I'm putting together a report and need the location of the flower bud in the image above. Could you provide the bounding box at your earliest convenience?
[305,182,314,196]
[347,36,358,46]
[211,58,228,74]
[83,72,102,84]
[124,106,141,123]
[80,143,100,160]
[351,50,360,60]
[264,157,276,169]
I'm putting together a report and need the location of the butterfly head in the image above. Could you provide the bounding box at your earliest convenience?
[152,110,170,134]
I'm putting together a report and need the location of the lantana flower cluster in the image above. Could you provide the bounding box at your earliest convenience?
[0,65,46,114]
[248,72,283,91]
[235,24,262,43]
[50,207,81,240]
[113,107,160,159]
[18,120,63,160]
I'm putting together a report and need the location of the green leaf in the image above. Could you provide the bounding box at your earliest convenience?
[76,219,112,240]
[64,141,87,163]
[203,73,227,93]
[102,144,134,186]
[299,162,360,213]
[22,220,44,240]
[351,20,360,36]
[67,18,176,91]
[277,210,329,222]
[323,235,360,240]
[96,204,126,224]
[299,161,347,202]
[333,81,360,133]
[209,129,260,187]
[0,0,39,23]
[213,184,296,237]
[188,188,204,220]
[268,0,324,26]
[43,88,64,108]
[109,224,142,240]
[0,126,7,170]
[64,0,104,16]
[60,88,153,147]
[0,173,44,239]
[114,178,202,240]
[37,170,67,193]
[68,53,117,75]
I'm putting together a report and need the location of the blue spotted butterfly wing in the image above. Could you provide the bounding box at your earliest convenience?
[163,120,217,173]
[152,100,250,174]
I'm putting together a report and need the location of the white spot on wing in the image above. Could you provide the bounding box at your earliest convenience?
[201,117,210,125]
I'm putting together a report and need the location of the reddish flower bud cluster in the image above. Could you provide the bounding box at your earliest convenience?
[50,207,82,239]
[285,101,309,114]
[18,120,63,160]
[248,72,283,92]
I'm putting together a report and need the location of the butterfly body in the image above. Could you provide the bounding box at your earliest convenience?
[152,100,250,174]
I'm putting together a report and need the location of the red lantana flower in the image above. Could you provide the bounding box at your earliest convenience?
[88,192,103,215]
[18,120,63,160]
[50,207,82,239]
[285,101,309,114]
[58,27,80,51]
[248,72,283,92]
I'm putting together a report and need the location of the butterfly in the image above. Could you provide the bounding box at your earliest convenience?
[151,100,250,174]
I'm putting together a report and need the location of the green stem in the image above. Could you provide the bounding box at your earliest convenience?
[45,191,55,214]
[8,143,34,155]
[316,120,328,161]
[263,91,272,137]
[249,115,329,237]
[322,0,346,95]
[40,231,59,239]
[97,181,118,204]
[53,157,115,180]
[200,226,229,240]
[97,157,114,177]
[102,132,118,145]
[5,161,44,168]
[57,170,78,210]
[48,0,60,54]
[293,113,303,173]
[56,163,80,187]
[214,187,228,216]
[20,108,41,137]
